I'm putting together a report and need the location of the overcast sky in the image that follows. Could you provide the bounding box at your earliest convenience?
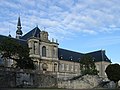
[0,0,120,63]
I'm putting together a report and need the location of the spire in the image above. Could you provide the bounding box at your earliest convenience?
[16,16,23,39]
[17,16,21,27]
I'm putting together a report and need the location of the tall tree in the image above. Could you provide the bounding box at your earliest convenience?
[105,64,120,88]
[80,54,98,75]
[0,37,35,69]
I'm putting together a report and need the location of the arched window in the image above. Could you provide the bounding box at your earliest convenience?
[42,46,46,57]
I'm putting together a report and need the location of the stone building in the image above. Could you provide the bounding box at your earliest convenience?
[0,17,111,79]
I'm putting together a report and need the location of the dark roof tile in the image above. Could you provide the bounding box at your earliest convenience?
[21,27,41,40]
[58,48,111,63]
[0,35,27,46]
[86,50,111,62]
[58,48,83,62]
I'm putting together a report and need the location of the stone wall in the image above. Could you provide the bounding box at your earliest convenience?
[0,68,16,87]
[0,67,118,89]
[58,75,103,89]
[33,73,57,88]
[0,67,57,88]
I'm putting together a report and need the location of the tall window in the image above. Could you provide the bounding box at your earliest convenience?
[42,46,46,57]
[66,64,69,71]
[71,65,73,71]
[33,41,37,54]
[75,66,78,72]
[54,63,57,72]
[61,63,64,71]
[33,43,35,54]
[96,64,99,71]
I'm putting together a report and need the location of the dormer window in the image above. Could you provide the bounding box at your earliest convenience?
[78,58,81,62]
[93,57,95,61]
[60,55,63,59]
[42,46,46,57]
[70,56,73,60]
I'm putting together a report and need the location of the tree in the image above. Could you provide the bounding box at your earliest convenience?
[0,37,35,69]
[80,54,98,75]
[105,64,120,88]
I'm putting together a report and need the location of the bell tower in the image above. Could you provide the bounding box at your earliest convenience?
[16,16,23,39]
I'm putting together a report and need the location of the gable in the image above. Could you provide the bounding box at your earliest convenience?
[21,27,41,40]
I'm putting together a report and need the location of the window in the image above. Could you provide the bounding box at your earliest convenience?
[66,64,69,71]
[61,63,64,71]
[54,63,57,72]
[96,65,99,71]
[53,47,57,58]
[71,65,73,71]
[42,63,48,71]
[60,55,63,59]
[33,41,38,54]
[34,42,38,54]
[75,66,78,72]
[53,48,55,57]
[42,46,46,57]
[33,43,35,54]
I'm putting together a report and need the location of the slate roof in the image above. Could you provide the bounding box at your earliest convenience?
[21,27,41,40]
[58,48,84,62]
[0,35,27,46]
[86,50,111,62]
[58,48,111,63]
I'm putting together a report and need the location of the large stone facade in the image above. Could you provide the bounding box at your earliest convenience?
[25,27,111,79]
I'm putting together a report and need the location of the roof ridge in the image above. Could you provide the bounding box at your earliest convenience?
[86,49,104,54]
[33,27,38,37]
[59,48,83,54]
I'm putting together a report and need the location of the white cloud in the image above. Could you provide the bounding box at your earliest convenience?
[0,0,120,40]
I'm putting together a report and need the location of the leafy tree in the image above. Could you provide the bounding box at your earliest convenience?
[80,54,98,75]
[0,37,35,69]
[105,64,120,88]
